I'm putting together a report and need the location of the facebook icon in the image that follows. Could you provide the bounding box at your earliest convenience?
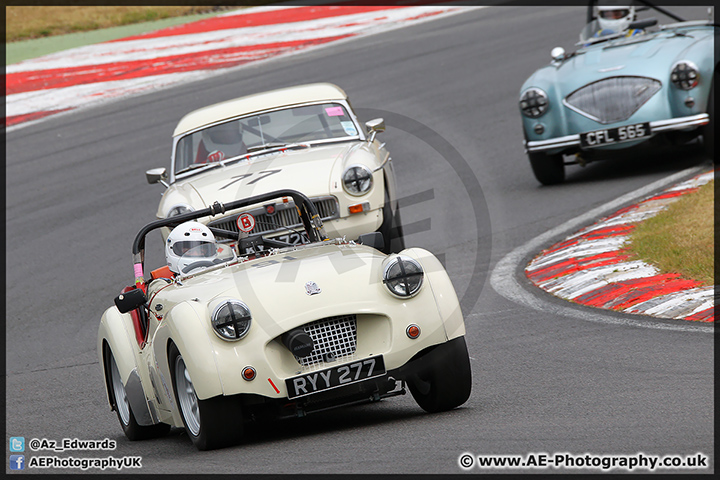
[9,455,25,470]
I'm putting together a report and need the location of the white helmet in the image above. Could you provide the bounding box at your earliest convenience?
[199,121,244,163]
[166,221,217,274]
[597,5,635,34]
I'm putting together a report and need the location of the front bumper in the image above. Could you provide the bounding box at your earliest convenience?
[524,113,710,153]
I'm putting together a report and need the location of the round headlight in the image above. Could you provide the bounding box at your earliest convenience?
[520,88,549,118]
[211,300,251,341]
[166,203,194,218]
[383,255,424,298]
[342,165,373,196]
[671,61,699,90]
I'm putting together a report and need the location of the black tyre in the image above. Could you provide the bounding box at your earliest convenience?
[391,202,406,252]
[378,192,405,254]
[169,343,243,450]
[528,152,565,185]
[107,351,170,441]
[407,337,472,413]
[701,76,714,160]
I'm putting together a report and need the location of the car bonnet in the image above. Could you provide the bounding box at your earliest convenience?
[151,243,390,334]
[527,27,713,94]
[174,142,355,206]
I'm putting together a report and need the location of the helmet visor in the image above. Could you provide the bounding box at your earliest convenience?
[600,9,630,19]
[172,241,216,257]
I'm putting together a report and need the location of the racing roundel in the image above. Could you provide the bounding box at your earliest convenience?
[237,213,256,233]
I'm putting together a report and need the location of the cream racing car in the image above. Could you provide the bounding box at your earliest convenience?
[146,83,404,253]
[98,189,472,450]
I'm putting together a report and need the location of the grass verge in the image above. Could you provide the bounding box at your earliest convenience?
[626,179,714,286]
[5,6,239,42]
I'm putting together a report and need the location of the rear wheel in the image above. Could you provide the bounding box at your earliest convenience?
[701,76,714,160]
[528,152,565,185]
[407,337,472,413]
[108,352,169,441]
[169,343,243,450]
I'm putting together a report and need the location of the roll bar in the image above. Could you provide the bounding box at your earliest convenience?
[130,189,326,288]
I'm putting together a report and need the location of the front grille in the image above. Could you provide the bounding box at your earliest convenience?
[564,76,661,124]
[208,196,338,236]
[292,314,357,367]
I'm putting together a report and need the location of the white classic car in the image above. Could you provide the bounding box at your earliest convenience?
[146,83,404,253]
[98,190,472,450]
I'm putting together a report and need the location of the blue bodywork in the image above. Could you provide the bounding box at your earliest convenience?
[519,12,716,184]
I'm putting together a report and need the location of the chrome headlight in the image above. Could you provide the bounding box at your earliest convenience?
[671,61,699,90]
[211,300,251,341]
[383,255,424,298]
[520,88,549,118]
[166,203,194,218]
[342,165,373,196]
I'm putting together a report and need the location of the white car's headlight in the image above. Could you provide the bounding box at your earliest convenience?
[383,255,424,298]
[520,88,549,118]
[342,165,373,196]
[166,203,195,218]
[670,61,699,90]
[211,300,252,341]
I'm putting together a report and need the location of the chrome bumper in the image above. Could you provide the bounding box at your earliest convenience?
[524,113,710,153]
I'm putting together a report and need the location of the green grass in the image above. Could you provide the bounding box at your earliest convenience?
[626,179,714,286]
[5,6,241,42]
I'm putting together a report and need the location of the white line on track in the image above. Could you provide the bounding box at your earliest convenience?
[489,165,714,334]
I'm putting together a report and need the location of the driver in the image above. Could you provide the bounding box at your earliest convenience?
[595,4,643,37]
[194,121,247,164]
[165,221,219,275]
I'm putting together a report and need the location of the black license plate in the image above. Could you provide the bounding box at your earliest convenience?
[580,122,651,148]
[285,355,386,400]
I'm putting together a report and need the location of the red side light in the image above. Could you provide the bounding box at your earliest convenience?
[242,366,256,381]
[349,204,364,214]
[406,324,421,339]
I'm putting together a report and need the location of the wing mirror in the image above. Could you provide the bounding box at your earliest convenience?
[357,232,384,250]
[365,118,385,143]
[551,47,566,61]
[114,288,147,314]
[146,167,169,187]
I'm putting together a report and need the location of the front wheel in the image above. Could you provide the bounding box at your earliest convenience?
[407,336,472,413]
[108,352,169,441]
[169,343,243,450]
[528,152,565,185]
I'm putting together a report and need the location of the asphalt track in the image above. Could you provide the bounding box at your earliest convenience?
[5,5,714,475]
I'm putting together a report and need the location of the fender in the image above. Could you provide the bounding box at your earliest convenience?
[400,247,466,341]
[97,307,159,426]
[159,301,224,401]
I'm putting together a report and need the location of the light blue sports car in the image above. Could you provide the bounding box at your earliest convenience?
[519,1,716,185]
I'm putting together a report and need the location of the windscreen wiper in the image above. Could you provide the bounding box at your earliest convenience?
[175,162,221,176]
[245,142,311,155]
